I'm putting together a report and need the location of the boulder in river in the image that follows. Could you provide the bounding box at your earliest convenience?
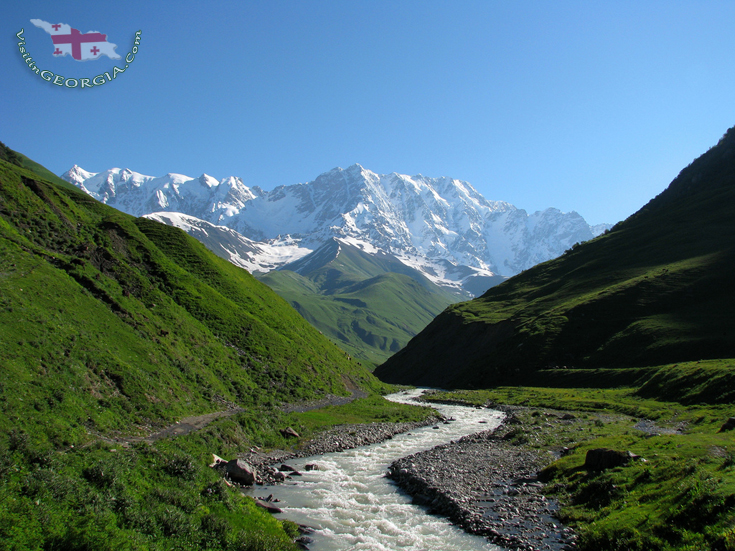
[255,498,283,514]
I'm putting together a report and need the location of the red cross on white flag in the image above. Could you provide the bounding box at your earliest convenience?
[30,19,121,61]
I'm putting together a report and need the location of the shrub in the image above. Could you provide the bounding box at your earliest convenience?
[163,453,198,480]
[82,460,120,489]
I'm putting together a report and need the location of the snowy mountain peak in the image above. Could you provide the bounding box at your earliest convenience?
[63,163,608,291]
[62,164,95,183]
[198,174,219,188]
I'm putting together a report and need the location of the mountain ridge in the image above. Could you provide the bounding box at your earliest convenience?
[63,163,609,295]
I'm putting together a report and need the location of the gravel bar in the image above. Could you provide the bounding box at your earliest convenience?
[387,414,578,551]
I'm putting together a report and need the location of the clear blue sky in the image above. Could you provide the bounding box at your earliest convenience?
[2,1,735,225]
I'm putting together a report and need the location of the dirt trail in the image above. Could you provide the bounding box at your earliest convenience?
[281,389,368,414]
[95,388,368,447]
[142,408,246,441]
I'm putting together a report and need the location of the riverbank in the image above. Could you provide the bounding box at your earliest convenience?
[235,390,508,551]
[388,412,577,551]
[239,393,577,550]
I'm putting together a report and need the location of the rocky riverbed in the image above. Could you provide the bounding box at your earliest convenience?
[388,411,578,551]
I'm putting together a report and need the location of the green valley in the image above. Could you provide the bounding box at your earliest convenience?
[258,238,465,366]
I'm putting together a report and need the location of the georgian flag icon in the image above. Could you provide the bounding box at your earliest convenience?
[31,19,121,61]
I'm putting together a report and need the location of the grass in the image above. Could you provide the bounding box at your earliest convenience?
[0,437,299,551]
[290,394,435,435]
[423,386,735,551]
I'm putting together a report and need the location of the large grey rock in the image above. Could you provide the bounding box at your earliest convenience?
[224,459,259,485]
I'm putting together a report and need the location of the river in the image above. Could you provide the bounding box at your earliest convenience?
[246,389,506,551]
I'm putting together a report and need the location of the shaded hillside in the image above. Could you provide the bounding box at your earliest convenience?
[0,156,382,449]
[376,126,735,390]
[258,238,464,365]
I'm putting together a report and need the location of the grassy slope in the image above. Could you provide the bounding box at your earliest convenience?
[0,159,388,446]
[259,239,463,366]
[0,151,419,550]
[0,389,432,551]
[376,125,735,391]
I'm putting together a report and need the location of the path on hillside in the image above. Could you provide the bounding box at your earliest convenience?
[144,388,369,441]
[281,389,368,413]
[92,388,369,447]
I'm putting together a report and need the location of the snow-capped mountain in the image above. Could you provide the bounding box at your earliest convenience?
[63,163,609,293]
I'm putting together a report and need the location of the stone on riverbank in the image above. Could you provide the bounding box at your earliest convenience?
[718,417,735,432]
[223,459,259,485]
[584,448,630,471]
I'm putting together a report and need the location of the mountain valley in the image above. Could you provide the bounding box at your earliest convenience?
[3,125,735,551]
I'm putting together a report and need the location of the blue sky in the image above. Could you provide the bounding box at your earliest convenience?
[2,1,735,225]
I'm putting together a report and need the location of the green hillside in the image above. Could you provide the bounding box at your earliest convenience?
[0,146,398,549]
[0,158,382,446]
[258,238,464,366]
[376,125,735,395]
